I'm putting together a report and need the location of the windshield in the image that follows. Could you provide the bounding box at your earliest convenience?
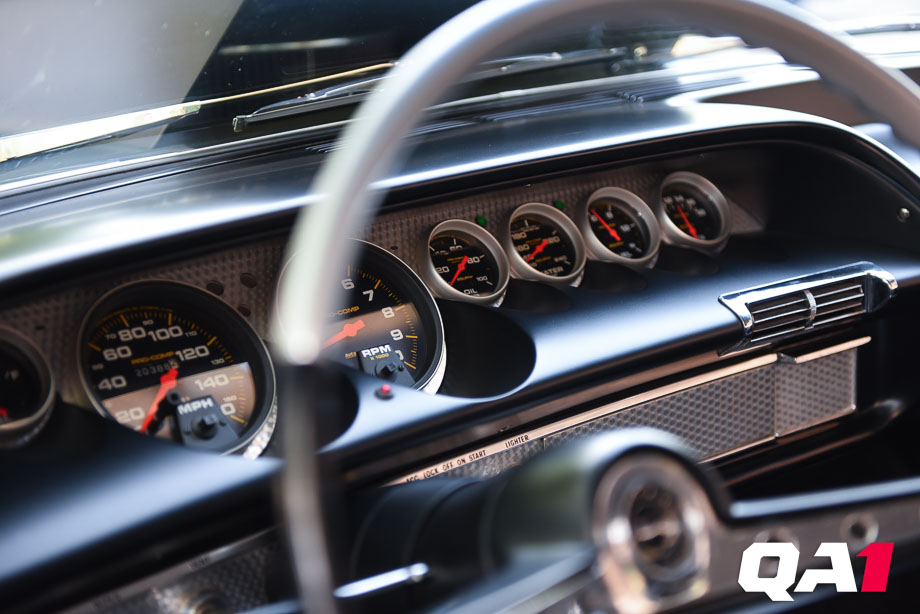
[1,0,918,187]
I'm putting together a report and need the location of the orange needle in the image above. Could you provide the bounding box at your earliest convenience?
[449,255,469,286]
[525,239,549,263]
[675,204,698,239]
[591,208,622,241]
[140,367,178,433]
[323,319,366,348]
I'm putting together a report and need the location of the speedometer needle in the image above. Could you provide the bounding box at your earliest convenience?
[591,208,621,241]
[323,319,366,348]
[675,204,698,239]
[140,367,178,434]
[525,239,548,262]
[449,255,469,286]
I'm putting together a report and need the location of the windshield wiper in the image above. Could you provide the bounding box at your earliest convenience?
[0,63,395,163]
[232,75,387,133]
[232,47,634,133]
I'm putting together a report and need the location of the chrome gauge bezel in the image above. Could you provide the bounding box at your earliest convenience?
[578,187,661,267]
[503,202,586,286]
[420,219,510,306]
[278,240,447,394]
[77,279,277,457]
[0,327,55,448]
[657,171,732,252]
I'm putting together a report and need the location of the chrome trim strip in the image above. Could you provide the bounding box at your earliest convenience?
[387,353,778,484]
[780,336,871,364]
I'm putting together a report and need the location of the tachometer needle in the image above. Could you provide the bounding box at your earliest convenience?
[591,208,622,241]
[525,239,549,262]
[449,255,469,286]
[323,319,366,348]
[675,204,698,239]
[140,367,179,434]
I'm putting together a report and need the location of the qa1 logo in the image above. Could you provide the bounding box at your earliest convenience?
[738,542,893,601]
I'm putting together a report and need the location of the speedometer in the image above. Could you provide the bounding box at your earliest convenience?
[78,281,276,456]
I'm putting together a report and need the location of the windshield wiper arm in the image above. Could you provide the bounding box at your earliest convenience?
[232,75,387,133]
[0,62,395,163]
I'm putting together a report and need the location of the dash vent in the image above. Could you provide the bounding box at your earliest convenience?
[720,263,894,354]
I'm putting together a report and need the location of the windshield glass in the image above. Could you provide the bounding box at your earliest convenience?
[1,0,917,187]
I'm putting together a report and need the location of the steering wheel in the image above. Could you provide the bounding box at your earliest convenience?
[273,0,920,612]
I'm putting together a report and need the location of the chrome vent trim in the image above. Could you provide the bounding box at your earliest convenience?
[719,262,895,354]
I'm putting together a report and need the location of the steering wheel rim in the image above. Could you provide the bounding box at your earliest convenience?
[275,1,920,612]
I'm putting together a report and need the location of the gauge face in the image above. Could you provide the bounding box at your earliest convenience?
[0,330,54,446]
[429,233,499,298]
[661,187,721,241]
[587,199,649,259]
[509,214,577,278]
[79,282,275,454]
[321,242,445,391]
[0,344,44,425]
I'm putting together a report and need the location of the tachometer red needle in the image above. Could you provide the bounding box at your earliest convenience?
[675,204,698,239]
[323,319,366,348]
[449,255,469,286]
[525,239,549,262]
[591,208,622,241]
[140,367,178,434]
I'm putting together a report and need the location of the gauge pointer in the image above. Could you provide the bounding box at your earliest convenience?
[591,208,622,241]
[525,239,549,262]
[323,319,366,348]
[140,367,179,434]
[675,203,699,239]
[449,255,469,286]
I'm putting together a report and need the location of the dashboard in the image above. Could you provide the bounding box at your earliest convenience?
[3,96,920,613]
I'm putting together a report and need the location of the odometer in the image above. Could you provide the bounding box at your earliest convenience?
[78,281,276,455]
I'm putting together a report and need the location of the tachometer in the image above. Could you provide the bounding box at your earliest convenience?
[280,241,446,392]
[657,171,732,251]
[504,202,586,285]
[578,187,660,267]
[421,219,509,305]
[78,281,276,456]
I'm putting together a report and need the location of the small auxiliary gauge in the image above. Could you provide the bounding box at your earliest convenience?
[422,219,510,305]
[657,171,732,251]
[504,202,586,286]
[578,187,660,267]
[0,328,54,448]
